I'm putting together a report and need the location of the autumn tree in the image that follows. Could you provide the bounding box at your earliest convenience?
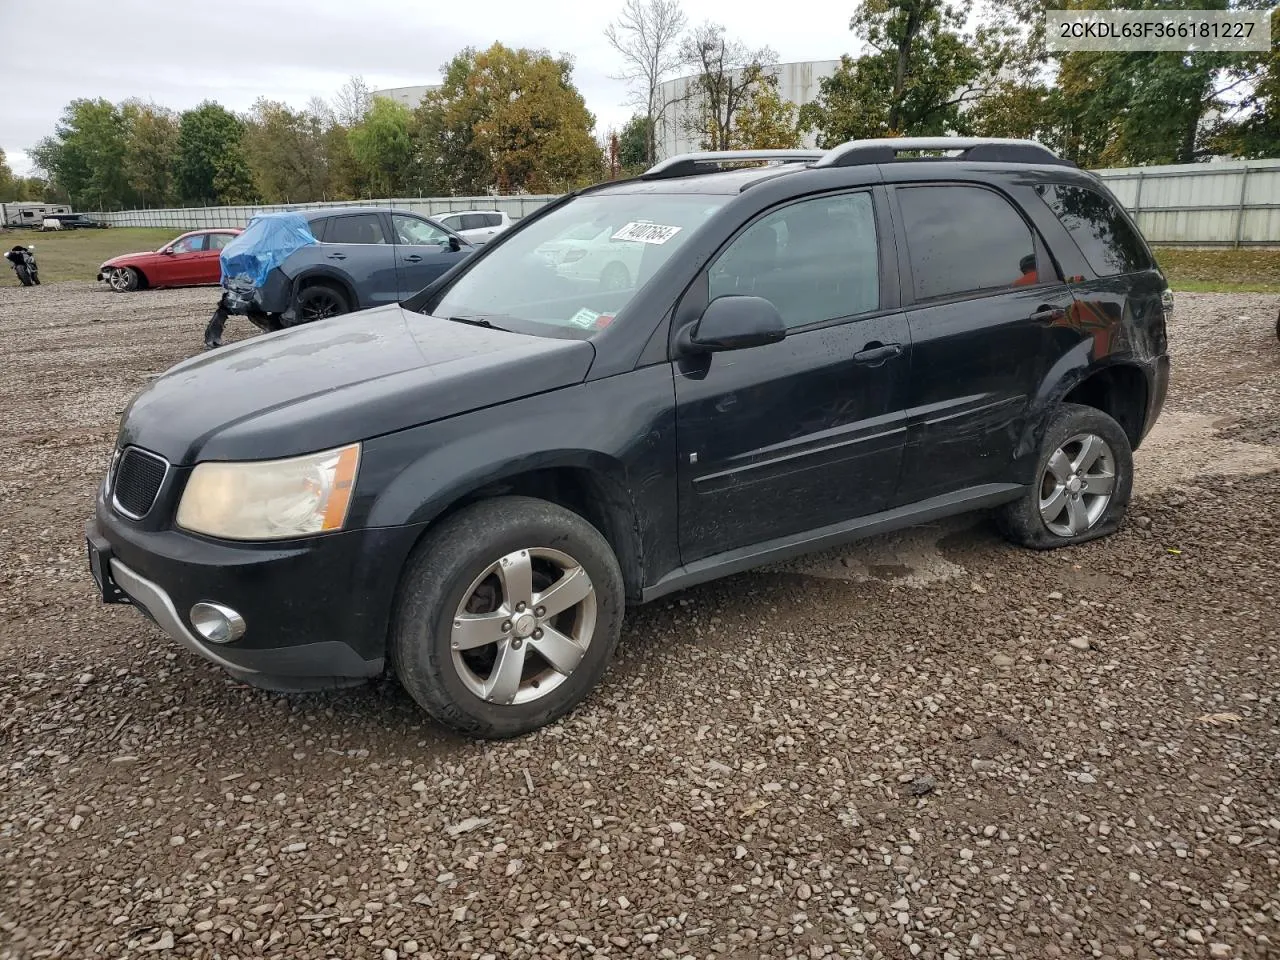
[604,0,688,163]
[348,96,417,196]
[244,98,330,202]
[174,102,256,204]
[121,101,179,207]
[418,44,604,194]
[733,76,802,148]
[679,23,777,150]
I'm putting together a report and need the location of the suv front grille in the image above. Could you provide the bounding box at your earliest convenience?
[112,447,169,519]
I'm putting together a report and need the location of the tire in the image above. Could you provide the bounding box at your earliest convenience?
[600,261,630,291]
[295,283,351,323]
[15,265,32,287]
[996,402,1134,550]
[391,496,625,739]
[109,267,140,292]
[30,270,39,286]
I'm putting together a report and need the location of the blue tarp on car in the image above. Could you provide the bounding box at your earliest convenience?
[220,212,317,290]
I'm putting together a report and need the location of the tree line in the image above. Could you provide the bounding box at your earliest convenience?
[607,0,1278,171]
[19,44,605,211]
[10,0,1279,211]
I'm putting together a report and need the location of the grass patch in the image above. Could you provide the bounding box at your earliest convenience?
[1154,247,1280,294]
[0,227,178,286]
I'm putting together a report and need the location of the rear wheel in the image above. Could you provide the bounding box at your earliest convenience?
[391,496,625,739]
[109,267,139,292]
[295,283,350,323]
[15,265,32,287]
[997,402,1134,549]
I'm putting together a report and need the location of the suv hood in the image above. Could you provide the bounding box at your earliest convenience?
[117,305,595,464]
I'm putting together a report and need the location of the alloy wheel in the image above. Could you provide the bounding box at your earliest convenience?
[1039,432,1117,537]
[450,547,597,706]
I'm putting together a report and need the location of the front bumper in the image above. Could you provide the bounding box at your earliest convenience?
[87,493,424,692]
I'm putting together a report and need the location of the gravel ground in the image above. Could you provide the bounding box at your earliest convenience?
[1,284,1278,960]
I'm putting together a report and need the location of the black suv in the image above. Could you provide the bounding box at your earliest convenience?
[86,137,1171,739]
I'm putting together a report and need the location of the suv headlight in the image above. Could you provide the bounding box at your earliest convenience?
[177,443,360,540]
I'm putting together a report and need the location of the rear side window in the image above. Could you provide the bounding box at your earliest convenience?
[459,214,485,231]
[310,218,331,241]
[898,185,1040,301]
[440,215,462,230]
[327,214,387,245]
[1037,183,1151,277]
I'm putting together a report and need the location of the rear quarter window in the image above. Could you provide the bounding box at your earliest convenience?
[1036,183,1152,277]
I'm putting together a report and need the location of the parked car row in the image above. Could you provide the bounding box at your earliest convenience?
[93,209,513,306]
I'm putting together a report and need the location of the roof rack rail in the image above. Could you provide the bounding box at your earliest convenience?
[814,137,1074,168]
[642,149,825,180]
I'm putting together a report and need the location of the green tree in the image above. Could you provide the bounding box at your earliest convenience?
[175,102,257,204]
[800,0,1003,146]
[348,96,417,197]
[0,149,15,199]
[732,76,802,148]
[617,114,652,168]
[121,101,179,207]
[418,44,604,194]
[1209,8,1280,158]
[243,98,330,202]
[29,98,131,209]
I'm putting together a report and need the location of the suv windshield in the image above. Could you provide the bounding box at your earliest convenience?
[426,193,730,338]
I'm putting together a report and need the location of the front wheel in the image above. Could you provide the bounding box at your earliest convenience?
[109,267,139,292]
[997,402,1134,549]
[391,496,625,739]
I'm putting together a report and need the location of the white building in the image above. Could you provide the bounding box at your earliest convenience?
[655,60,841,160]
[372,85,442,109]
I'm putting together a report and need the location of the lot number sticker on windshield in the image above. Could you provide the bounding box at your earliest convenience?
[569,307,601,329]
[612,221,682,245]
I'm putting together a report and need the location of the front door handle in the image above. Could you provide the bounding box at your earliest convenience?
[854,342,903,365]
[403,255,423,263]
[327,252,347,261]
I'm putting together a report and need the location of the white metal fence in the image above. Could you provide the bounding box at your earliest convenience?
[84,196,560,230]
[1094,158,1280,247]
[77,158,1280,246]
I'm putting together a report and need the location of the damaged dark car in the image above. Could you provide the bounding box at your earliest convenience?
[217,207,474,331]
[86,138,1171,741]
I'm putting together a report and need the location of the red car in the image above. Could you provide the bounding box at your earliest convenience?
[96,229,242,292]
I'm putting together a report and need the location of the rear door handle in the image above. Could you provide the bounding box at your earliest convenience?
[403,255,423,263]
[854,342,903,365]
[1029,307,1061,322]
[327,252,347,261]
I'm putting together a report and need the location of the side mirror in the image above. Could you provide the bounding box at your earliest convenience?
[448,235,461,252]
[161,247,175,255]
[680,295,787,354]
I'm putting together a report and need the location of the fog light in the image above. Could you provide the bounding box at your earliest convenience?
[190,602,246,644]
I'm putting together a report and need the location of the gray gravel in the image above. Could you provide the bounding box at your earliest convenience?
[1,284,1278,960]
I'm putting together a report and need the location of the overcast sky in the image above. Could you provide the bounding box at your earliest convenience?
[0,0,856,178]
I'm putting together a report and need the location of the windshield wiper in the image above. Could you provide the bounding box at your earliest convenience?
[444,315,510,331]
